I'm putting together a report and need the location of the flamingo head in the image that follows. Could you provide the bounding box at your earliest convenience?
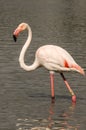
[13,23,27,42]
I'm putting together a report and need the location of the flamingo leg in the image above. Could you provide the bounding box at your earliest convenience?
[50,72,55,101]
[60,73,76,103]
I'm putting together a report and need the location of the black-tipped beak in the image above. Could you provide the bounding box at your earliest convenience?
[13,35,17,42]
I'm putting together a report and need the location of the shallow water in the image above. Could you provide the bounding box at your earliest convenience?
[0,0,86,129]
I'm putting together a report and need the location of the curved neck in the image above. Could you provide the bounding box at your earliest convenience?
[19,25,32,63]
[19,25,38,71]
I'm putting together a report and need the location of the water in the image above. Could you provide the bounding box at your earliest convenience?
[0,0,86,129]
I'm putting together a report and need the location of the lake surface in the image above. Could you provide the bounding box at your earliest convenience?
[0,0,86,130]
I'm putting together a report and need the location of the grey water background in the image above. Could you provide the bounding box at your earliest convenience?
[0,0,86,129]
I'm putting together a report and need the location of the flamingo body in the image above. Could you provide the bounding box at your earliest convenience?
[13,22,85,103]
[36,45,82,73]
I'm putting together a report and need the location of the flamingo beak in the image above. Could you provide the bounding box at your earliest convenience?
[13,27,21,42]
[13,34,17,42]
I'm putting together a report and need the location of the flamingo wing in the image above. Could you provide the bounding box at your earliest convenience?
[36,45,85,75]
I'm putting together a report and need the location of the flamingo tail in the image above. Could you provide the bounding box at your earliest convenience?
[72,64,85,75]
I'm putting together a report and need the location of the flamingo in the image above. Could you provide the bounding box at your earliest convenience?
[13,22,85,103]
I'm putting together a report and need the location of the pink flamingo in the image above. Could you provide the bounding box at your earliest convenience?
[13,23,85,103]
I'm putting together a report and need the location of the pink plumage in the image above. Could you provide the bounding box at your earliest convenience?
[36,45,84,75]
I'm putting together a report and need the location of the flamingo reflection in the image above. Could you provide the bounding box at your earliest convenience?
[47,102,79,130]
[16,102,80,130]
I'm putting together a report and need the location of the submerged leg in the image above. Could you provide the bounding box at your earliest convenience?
[50,71,55,102]
[60,73,76,103]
